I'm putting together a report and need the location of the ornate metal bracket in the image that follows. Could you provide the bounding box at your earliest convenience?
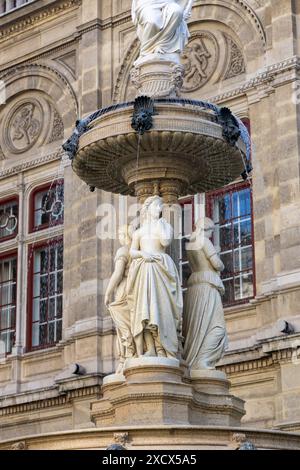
[62,119,89,160]
[217,107,241,146]
[131,96,155,135]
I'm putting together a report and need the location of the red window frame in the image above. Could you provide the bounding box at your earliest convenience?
[0,195,19,243]
[29,180,64,234]
[27,237,63,352]
[0,249,18,356]
[206,181,256,307]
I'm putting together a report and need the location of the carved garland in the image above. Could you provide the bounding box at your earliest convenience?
[224,34,246,80]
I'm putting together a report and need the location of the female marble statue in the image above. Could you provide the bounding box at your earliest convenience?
[127,196,183,358]
[132,0,194,59]
[105,225,135,374]
[183,217,228,371]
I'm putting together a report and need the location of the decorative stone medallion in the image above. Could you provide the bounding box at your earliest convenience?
[182,32,219,92]
[6,100,43,154]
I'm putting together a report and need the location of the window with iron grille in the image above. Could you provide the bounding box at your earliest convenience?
[29,239,63,350]
[30,181,64,233]
[0,197,18,242]
[206,183,255,306]
[0,254,17,355]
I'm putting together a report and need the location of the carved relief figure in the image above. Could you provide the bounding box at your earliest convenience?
[105,225,135,374]
[132,0,194,60]
[127,196,183,358]
[11,103,40,147]
[182,39,211,83]
[183,218,227,371]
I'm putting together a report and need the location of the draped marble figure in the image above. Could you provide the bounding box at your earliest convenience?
[183,218,228,371]
[105,225,135,374]
[127,196,183,358]
[132,0,194,59]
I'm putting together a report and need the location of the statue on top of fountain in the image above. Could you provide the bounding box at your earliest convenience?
[132,0,194,64]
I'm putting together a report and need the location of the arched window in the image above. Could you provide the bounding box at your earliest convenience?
[27,181,64,351]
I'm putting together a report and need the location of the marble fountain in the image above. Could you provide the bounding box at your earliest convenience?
[58,0,300,451]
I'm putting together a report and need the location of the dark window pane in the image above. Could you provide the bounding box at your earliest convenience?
[33,183,64,231]
[221,252,233,276]
[40,300,47,323]
[233,189,251,219]
[49,298,56,320]
[220,225,232,250]
[209,184,254,306]
[40,250,48,274]
[30,242,64,349]
[0,200,18,241]
[57,272,63,294]
[234,247,253,272]
[214,194,231,224]
[57,296,63,318]
[234,218,252,247]
[56,320,62,343]
[223,278,234,305]
[48,322,55,344]
[0,255,17,354]
[39,324,48,346]
[40,275,48,298]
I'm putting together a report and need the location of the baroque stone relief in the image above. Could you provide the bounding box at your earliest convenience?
[6,100,42,154]
[182,32,219,92]
[48,108,65,143]
[116,28,246,101]
[224,34,246,80]
[0,93,65,158]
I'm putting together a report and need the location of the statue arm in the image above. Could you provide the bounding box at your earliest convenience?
[204,239,224,272]
[158,218,174,248]
[181,0,194,20]
[130,230,144,259]
[105,258,127,306]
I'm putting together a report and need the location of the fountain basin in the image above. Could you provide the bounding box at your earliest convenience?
[72,101,246,202]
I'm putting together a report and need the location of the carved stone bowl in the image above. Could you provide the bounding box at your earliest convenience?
[72,102,246,202]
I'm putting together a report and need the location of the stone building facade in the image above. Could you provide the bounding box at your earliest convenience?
[0,0,300,444]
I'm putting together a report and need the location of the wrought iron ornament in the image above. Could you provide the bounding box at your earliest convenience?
[131,96,155,135]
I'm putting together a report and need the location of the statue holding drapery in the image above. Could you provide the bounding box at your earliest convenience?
[132,0,194,62]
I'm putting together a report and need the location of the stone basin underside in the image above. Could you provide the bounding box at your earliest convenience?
[73,103,246,200]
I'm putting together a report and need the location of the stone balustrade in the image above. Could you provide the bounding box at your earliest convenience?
[0,0,33,15]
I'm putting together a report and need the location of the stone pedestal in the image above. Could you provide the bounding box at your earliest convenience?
[131,59,184,98]
[90,358,245,428]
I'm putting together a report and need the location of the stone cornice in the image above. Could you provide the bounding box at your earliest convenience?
[0,0,81,42]
[0,35,78,74]
[208,56,300,104]
[0,384,101,417]
[0,150,63,181]
[219,343,299,375]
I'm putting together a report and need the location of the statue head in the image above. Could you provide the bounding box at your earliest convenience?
[141,195,163,222]
[194,217,215,238]
[118,225,133,246]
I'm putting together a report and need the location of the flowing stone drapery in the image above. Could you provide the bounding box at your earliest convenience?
[183,218,228,371]
[105,227,135,374]
[132,0,193,59]
[127,253,183,358]
[127,196,183,358]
